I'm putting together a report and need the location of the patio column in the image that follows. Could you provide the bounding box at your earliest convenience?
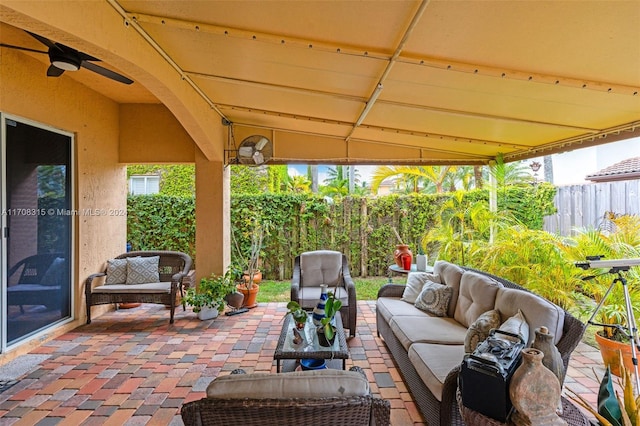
[195,148,230,281]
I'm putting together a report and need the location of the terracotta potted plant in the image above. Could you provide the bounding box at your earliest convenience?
[184,270,236,320]
[317,291,342,347]
[234,218,268,308]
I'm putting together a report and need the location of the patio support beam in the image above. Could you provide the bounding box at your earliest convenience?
[195,149,230,281]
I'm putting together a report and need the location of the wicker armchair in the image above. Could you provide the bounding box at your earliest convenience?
[181,367,390,426]
[85,250,192,324]
[291,250,357,337]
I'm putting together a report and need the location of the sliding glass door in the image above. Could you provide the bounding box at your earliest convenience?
[2,115,73,348]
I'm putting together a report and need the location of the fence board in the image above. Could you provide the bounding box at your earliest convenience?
[544,179,640,235]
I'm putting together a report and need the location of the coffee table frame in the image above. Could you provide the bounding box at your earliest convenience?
[274,311,349,372]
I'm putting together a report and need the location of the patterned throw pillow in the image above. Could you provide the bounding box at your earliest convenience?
[414,282,453,317]
[105,258,128,285]
[126,256,160,285]
[464,309,501,353]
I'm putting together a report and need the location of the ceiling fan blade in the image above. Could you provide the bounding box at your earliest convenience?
[0,43,48,54]
[47,65,65,77]
[81,61,133,85]
[26,31,61,52]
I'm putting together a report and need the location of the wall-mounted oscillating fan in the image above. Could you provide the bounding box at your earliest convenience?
[237,135,273,165]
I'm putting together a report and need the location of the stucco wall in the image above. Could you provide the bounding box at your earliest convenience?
[0,48,126,357]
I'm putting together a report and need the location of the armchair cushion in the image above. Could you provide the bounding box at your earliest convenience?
[206,369,370,399]
[300,250,343,287]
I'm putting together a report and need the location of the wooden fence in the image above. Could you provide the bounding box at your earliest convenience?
[543,179,640,236]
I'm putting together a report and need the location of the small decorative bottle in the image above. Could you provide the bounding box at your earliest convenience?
[312,284,328,326]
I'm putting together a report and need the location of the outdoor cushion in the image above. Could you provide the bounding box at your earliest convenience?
[126,256,160,285]
[206,369,370,399]
[498,309,529,344]
[464,309,501,353]
[298,286,348,309]
[433,260,464,317]
[495,287,564,345]
[93,282,171,294]
[402,272,440,304]
[414,282,453,317]
[408,342,465,402]
[376,297,426,324]
[454,271,502,327]
[105,258,128,285]
[299,250,342,287]
[389,316,467,350]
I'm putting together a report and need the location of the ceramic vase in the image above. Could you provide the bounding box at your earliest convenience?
[532,326,565,415]
[394,244,413,269]
[416,254,428,271]
[312,284,328,326]
[509,348,566,426]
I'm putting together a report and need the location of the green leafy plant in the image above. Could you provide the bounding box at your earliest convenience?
[285,301,308,327]
[319,291,343,341]
[184,270,237,314]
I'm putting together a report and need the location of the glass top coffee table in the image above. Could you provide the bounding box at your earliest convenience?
[274,311,350,372]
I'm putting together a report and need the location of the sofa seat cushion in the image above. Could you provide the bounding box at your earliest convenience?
[389,316,468,350]
[454,271,503,327]
[495,287,565,345]
[408,343,465,401]
[206,369,370,399]
[377,297,426,324]
[298,286,348,309]
[93,282,171,294]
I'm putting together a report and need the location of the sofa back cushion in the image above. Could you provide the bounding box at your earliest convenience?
[433,261,464,317]
[494,287,565,345]
[300,250,343,287]
[402,272,440,304]
[454,271,503,327]
[206,369,370,399]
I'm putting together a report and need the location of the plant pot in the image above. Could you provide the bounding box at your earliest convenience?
[197,305,219,320]
[595,331,635,377]
[317,326,337,347]
[237,283,260,308]
[300,358,326,371]
[243,270,262,285]
[224,291,245,309]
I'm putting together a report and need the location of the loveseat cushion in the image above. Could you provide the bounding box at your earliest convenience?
[494,287,564,345]
[408,343,465,402]
[389,316,468,350]
[105,258,128,285]
[402,272,440,304]
[92,282,171,294]
[433,261,464,317]
[376,297,426,323]
[454,271,503,327]
[206,369,370,399]
[126,256,160,285]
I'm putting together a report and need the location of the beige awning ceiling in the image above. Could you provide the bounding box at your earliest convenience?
[1,0,639,165]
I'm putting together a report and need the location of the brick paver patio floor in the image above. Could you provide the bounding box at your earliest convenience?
[0,300,603,425]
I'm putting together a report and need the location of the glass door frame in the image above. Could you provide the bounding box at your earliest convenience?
[1,113,76,353]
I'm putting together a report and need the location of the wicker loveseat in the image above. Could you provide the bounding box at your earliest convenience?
[376,261,586,425]
[181,367,390,426]
[85,250,192,324]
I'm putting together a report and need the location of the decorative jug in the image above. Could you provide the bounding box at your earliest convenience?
[312,284,328,326]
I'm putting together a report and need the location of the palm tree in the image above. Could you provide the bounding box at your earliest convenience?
[489,154,532,187]
[286,175,311,193]
[370,165,454,194]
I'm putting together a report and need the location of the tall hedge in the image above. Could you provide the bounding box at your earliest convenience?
[127,184,556,278]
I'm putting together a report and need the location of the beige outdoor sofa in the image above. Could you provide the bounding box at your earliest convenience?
[181,367,390,425]
[376,260,586,425]
[85,250,192,324]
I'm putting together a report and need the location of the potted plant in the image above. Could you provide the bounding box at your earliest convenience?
[184,270,237,320]
[317,291,342,347]
[233,218,269,308]
[286,301,308,329]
